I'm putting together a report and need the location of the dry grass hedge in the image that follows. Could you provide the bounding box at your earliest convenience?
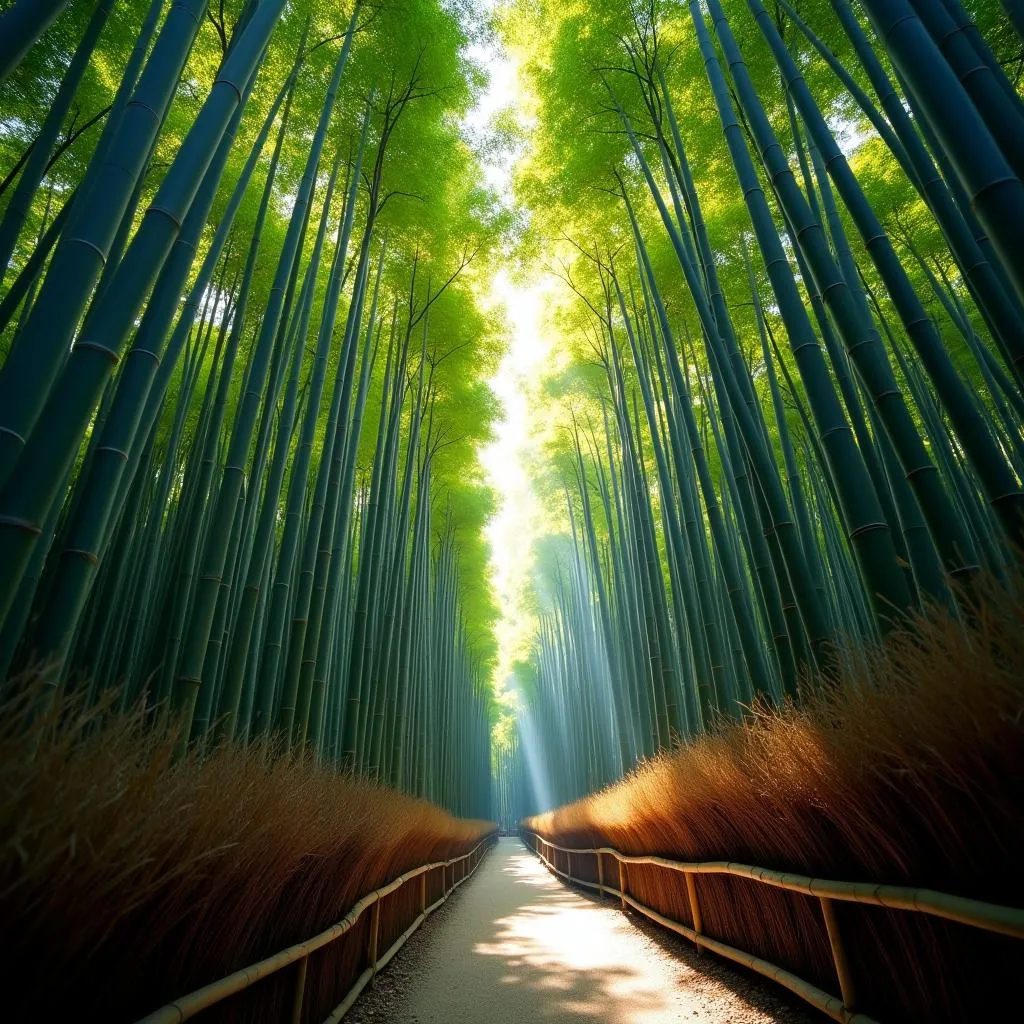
[525,576,1024,1021]
[0,684,494,1022]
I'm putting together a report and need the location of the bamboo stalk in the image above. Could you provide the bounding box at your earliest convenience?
[368,901,381,979]
[685,873,702,940]
[820,897,856,1011]
[290,957,308,1024]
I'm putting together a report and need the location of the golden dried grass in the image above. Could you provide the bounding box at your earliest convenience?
[0,683,494,1022]
[525,575,1024,1021]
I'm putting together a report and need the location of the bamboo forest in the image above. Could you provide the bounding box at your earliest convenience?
[0,0,1022,1021]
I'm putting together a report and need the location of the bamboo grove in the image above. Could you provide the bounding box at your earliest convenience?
[494,0,1024,811]
[0,0,501,818]
[3,0,1024,829]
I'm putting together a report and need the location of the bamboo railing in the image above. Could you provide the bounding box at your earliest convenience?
[522,830,1024,1024]
[137,832,497,1024]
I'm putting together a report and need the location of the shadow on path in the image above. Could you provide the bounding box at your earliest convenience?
[349,838,821,1023]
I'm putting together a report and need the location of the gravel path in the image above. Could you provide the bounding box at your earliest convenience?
[346,837,821,1023]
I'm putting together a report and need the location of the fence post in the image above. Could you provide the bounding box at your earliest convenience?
[420,870,427,914]
[290,955,308,1024]
[820,897,856,1011]
[618,858,627,910]
[597,853,605,897]
[684,872,703,952]
[368,899,381,983]
[567,851,573,881]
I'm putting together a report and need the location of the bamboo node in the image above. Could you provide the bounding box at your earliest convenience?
[62,547,100,565]
[75,340,120,364]
[848,521,889,539]
[67,235,108,265]
[96,446,129,462]
[147,204,183,229]
[0,515,43,535]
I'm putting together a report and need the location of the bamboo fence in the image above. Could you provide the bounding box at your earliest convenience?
[136,832,498,1024]
[522,830,1024,1024]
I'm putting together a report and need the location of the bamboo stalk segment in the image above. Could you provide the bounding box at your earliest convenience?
[368,901,381,977]
[291,956,308,1024]
[820,896,856,1011]
[685,872,702,940]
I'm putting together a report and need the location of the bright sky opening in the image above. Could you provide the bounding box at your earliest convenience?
[463,7,551,709]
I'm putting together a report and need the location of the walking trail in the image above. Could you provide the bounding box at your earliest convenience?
[347,837,818,1023]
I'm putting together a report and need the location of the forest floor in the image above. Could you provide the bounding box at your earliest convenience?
[346,837,821,1023]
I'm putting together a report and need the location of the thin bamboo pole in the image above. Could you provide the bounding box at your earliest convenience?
[820,897,856,1011]
[685,874,702,939]
[290,957,308,1024]
[368,901,381,979]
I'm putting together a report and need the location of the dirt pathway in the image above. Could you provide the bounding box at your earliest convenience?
[346,837,820,1023]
